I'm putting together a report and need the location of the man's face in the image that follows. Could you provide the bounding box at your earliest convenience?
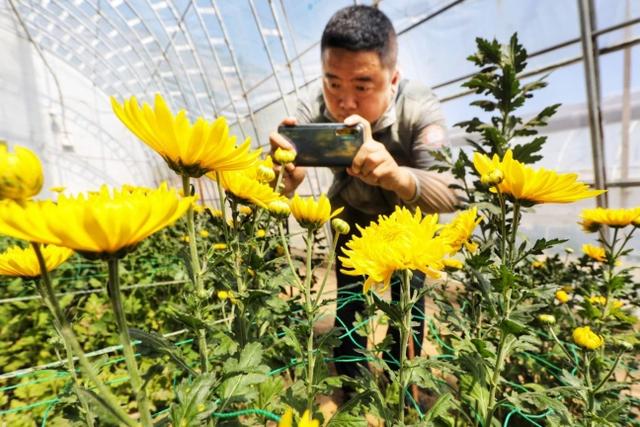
[321,47,399,125]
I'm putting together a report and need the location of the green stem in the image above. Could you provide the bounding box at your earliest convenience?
[398,269,412,423]
[31,244,136,426]
[107,257,153,427]
[312,230,341,311]
[496,190,507,264]
[485,332,507,427]
[592,350,624,395]
[214,171,230,244]
[547,326,577,367]
[274,163,286,194]
[303,228,316,413]
[278,222,302,287]
[182,175,210,373]
[584,352,594,425]
[508,202,520,268]
[30,258,95,427]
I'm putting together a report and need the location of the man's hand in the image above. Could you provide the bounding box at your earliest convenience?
[345,115,416,201]
[269,117,306,195]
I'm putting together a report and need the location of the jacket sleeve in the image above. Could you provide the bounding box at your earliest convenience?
[399,87,461,214]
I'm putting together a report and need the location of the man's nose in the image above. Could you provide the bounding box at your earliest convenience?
[339,93,357,110]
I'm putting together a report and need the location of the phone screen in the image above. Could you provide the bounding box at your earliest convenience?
[278,123,364,167]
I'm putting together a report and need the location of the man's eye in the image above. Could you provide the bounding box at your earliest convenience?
[356,86,368,92]
[331,83,340,89]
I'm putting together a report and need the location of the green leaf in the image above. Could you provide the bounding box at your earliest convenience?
[129,328,197,376]
[371,293,403,324]
[422,393,454,424]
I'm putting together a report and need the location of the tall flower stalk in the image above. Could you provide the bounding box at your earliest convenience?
[106,257,153,426]
[31,244,137,427]
[182,175,210,371]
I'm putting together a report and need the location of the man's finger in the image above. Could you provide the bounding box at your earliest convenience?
[269,131,294,151]
[280,117,297,126]
[344,114,372,142]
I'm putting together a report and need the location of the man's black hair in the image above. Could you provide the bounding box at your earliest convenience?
[321,5,398,69]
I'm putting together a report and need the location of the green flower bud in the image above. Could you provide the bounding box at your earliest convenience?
[537,314,556,325]
[331,218,350,235]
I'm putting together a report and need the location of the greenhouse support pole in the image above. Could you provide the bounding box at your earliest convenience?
[578,0,608,208]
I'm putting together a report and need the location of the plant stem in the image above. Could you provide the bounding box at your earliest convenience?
[182,175,210,373]
[32,244,136,426]
[303,228,316,413]
[107,257,153,427]
[496,190,507,264]
[214,171,230,244]
[398,269,412,423]
[312,229,341,311]
[593,350,624,395]
[30,248,95,427]
[485,332,507,427]
[584,351,594,426]
[547,326,577,367]
[508,202,520,268]
[278,222,302,287]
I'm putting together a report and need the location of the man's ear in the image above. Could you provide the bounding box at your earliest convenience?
[391,68,400,86]
[390,68,400,95]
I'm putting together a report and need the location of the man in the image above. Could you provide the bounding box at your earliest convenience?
[270,5,458,381]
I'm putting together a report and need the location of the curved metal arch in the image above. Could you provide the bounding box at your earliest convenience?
[15,3,142,98]
[190,2,248,139]
[163,0,219,117]
[137,0,205,115]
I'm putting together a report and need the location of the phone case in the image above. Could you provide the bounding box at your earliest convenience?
[278,123,364,167]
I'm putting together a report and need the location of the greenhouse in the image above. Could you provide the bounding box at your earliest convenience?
[0,0,639,425]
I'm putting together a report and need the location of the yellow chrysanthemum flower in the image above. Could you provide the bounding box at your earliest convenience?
[579,207,640,232]
[0,184,194,258]
[555,289,570,304]
[278,408,319,427]
[340,206,449,293]
[439,207,481,254]
[211,171,284,209]
[587,295,607,305]
[582,243,606,262]
[212,243,227,250]
[289,193,344,229]
[573,326,604,350]
[473,149,605,205]
[199,230,210,238]
[0,245,74,278]
[111,94,260,177]
[0,143,44,201]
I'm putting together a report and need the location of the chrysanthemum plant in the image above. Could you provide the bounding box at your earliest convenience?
[429,34,613,425]
[276,192,348,418]
[530,211,639,426]
[113,95,300,424]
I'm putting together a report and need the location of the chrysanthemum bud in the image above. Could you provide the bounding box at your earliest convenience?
[207,208,224,218]
[480,169,504,186]
[212,243,227,250]
[274,147,296,164]
[268,200,291,218]
[572,326,604,350]
[257,165,276,183]
[564,247,574,254]
[238,206,252,215]
[443,258,464,270]
[537,314,556,325]
[331,218,350,235]
[555,289,570,304]
[0,142,44,201]
[255,229,266,238]
[199,230,210,238]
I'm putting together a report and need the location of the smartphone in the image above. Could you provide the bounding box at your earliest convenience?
[277,123,364,167]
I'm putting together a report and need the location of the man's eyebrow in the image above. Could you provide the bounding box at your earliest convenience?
[352,76,373,82]
[324,72,340,79]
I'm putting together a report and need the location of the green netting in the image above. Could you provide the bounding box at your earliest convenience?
[0,286,637,425]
